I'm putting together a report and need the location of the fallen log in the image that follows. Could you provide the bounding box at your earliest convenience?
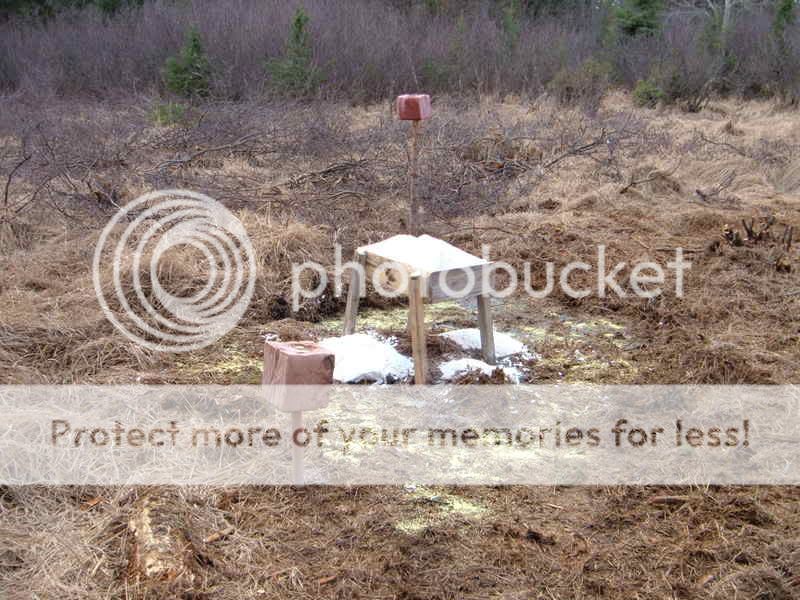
[127,493,197,589]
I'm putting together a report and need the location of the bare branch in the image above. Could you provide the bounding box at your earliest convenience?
[3,154,31,212]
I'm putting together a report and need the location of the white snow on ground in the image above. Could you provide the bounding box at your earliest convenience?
[439,358,521,382]
[439,328,527,357]
[318,333,413,383]
[359,234,488,273]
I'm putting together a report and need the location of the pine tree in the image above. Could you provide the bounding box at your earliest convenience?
[615,0,663,37]
[162,27,212,99]
[267,8,323,97]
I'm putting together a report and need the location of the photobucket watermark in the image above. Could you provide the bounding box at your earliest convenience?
[292,245,691,310]
[91,189,691,352]
[93,189,256,352]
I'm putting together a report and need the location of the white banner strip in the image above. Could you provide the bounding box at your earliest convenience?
[0,385,797,485]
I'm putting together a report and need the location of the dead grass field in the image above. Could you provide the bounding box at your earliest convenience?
[0,92,799,598]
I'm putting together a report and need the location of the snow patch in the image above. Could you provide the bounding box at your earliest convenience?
[439,328,527,357]
[318,333,413,383]
[439,358,521,383]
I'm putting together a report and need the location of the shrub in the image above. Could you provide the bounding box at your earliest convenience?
[0,47,17,92]
[772,0,795,86]
[633,78,663,107]
[501,0,522,51]
[549,58,611,111]
[424,0,442,14]
[1,0,142,20]
[266,7,323,97]
[652,63,711,112]
[162,27,211,99]
[0,0,798,104]
[771,1,800,104]
[773,0,795,37]
[623,15,721,113]
[151,101,187,126]
[421,58,452,90]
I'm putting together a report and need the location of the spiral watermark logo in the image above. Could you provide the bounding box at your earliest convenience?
[93,190,255,352]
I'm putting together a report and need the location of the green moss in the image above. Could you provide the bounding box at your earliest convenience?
[176,346,262,383]
[519,325,566,343]
[321,301,472,334]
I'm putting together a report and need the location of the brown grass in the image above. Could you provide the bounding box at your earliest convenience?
[1,485,799,599]
[1,93,799,598]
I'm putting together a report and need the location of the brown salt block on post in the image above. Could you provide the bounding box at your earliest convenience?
[263,340,335,485]
[262,340,334,412]
[397,94,432,121]
[397,94,431,235]
[263,340,334,385]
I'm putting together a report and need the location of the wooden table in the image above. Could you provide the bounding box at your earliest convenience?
[342,235,496,384]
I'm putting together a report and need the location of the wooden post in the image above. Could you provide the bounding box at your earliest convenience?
[343,250,366,335]
[408,272,428,384]
[408,120,421,236]
[477,294,496,365]
[291,411,304,485]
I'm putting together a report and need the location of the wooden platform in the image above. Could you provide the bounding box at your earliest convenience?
[342,235,496,383]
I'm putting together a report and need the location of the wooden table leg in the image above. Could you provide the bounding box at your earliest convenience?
[343,250,366,335]
[477,294,496,365]
[408,273,428,384]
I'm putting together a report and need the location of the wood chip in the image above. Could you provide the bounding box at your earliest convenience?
[648,495,690,506]
[203,525,235,544]
[80,496,104,511]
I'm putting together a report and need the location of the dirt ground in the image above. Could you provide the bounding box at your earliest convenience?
[1,92,799,598]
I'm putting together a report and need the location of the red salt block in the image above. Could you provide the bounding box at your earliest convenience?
[396,94,432,121]
[263,340,334,385]
[263,340,334,411]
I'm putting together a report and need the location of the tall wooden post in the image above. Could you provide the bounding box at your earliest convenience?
[408,120,421,236]
[396,94,431,236]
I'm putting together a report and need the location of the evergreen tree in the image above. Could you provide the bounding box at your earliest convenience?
[774,0,795,37]
[267,7,323,97]
[616,0,663,36]
[162,27,212,99]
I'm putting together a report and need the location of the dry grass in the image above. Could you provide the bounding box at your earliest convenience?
[1,92,799,598]
[1,485,799,599]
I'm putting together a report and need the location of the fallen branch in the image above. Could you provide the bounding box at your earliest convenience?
[697,132,748,157]
[2,154,31,212]
[149,132,263,172]
[128,494,196,586]
[202,525,235,544]
[619,160,682,195]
